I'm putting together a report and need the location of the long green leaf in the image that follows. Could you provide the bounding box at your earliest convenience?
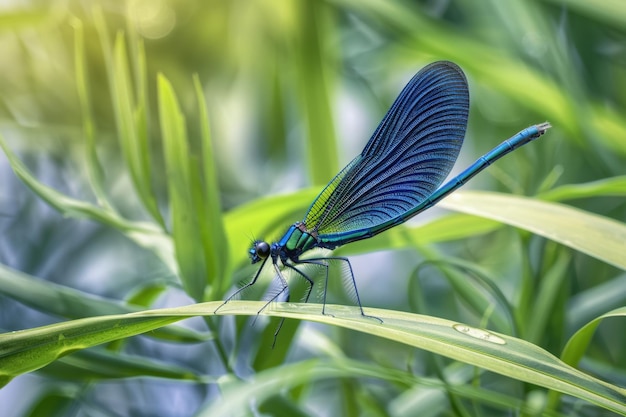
[193,74,229,300]
[110,32,163,225]
[539,176,626,202]
[561,307,626,369]
[0,8,49,29]
[547,307,626,411]
[157,74,208,301]
[0,302,624,414]
[0,263,208,343]
[295,1,339,184]
[526,249,572,344]
[207,356,570,417]
[72,18,110,209]
[541,0,626,29]
[41,348,207,382]
[439,191,626,271]
[408,256,517,334]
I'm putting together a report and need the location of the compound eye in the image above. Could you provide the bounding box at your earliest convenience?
[249,240,271,264]
[255,241,270,259]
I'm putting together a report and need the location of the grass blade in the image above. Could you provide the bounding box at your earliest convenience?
[295,1,339,184]
[157,74,208,301]
[110,33,164,225]
[0,263,208,343]
[71,18,110,209]
[547,307,626,411]
[539,176,626,202]
[0,301,624,414]
[439,191,626,270]
[193,74,229,300]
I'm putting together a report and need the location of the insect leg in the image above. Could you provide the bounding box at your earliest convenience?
[305,256,382,323]
[269,260,319,348]
[294,258,332,315]
[283,261,317,304]
[214,256,269,313]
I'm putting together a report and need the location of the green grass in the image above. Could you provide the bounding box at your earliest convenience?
[0,1,625,416]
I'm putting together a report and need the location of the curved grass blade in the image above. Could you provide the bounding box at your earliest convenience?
[0,263,208,343]
[199,358,567,417]
[41,348,208,382]
[546,0,626,31]
[72,18,110,210]
[193,74,229,300]
[560,307,626,370]
[408,257,517,335]
[295,1,339,184]
[0,301,624,414]
[157,74,208,301]
[111,32,164,226]
[539,176,626,202]
[547,307,626,411]
[439,191,626,271]
[567,274,626,333]
[0,7,50,29]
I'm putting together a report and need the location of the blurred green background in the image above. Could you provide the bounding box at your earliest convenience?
[0,0,625,416]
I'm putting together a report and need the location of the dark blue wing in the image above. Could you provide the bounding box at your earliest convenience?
[302,61,469,239]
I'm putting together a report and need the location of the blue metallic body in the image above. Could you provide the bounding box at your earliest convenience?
[218,61,551,335]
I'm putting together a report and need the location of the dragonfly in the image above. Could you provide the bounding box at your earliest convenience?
[216,61,551,331]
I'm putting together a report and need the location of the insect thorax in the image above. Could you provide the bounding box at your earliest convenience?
[275,222,320,261]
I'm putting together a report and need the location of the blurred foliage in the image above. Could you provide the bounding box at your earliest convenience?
[0,0,625,416]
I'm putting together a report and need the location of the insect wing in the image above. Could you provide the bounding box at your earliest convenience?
[303,61,470,238]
